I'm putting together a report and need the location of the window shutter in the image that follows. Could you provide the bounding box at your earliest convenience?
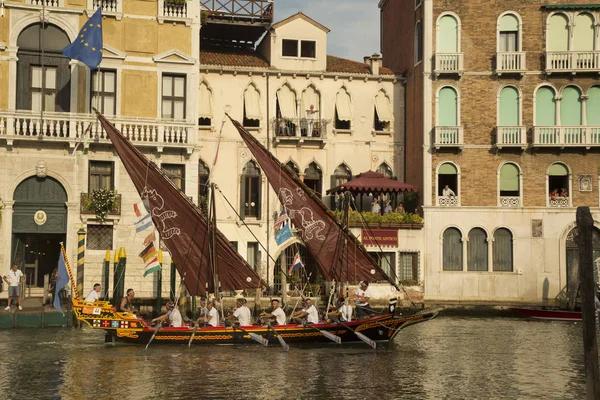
[335,90,352,121]
[374,92,393,123]
[257,176,263,220]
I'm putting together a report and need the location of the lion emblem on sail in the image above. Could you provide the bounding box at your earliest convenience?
[143,188,181,239]
[279,188,326,241]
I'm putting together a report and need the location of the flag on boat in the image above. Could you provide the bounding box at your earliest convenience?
[134,201,153,233]
[288,252,303,274]
[53,251,70,313]
[62,7,103,69]
[139,241,161,277]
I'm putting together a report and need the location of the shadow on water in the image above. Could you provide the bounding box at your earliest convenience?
[0,316,594,399]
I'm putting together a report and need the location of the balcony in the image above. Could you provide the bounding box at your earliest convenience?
[496,52,526,75]
[80,192,122,217]
[28,0,61,7]
[546,51,600,74]
[438,196,459,207]
[496,126,527,149]
[158,0,191,25]
[87,0,122,19]
[273,118,327,146]
[434,53,464,77]
[201,0,274,23]
[433,126,464,150]
[533,126,600,149]
[0,110,196,154]
[500,196,520,207]
[549,197,569,208]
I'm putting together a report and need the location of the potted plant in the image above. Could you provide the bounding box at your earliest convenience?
[84,188,118,222]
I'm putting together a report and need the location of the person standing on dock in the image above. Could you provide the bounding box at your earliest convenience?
[3,264,24,311]
[85,283,102,302]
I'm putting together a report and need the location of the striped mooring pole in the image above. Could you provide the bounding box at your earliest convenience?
[170,261,176,302]
[76,228,86,298]
[111,248,120,306]
[103,250,110,300]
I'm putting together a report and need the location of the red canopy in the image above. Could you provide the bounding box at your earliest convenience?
[326,171,417,195]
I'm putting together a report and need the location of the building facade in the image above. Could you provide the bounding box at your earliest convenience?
[381,0,600,304]
[0,1,409,301]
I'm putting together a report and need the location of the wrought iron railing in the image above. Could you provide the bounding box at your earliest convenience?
[273,117,327,140]
[201,0,273,22]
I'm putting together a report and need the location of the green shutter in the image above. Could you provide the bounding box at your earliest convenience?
[439,87,458,126]
[499,14,518,31]
[587,86,600,125]
[573,13,594,51]
[499,87,519,126]
[500,164,519,191]
[535,87,556,126]
[548,14,569,51]
[438,15,458,52]
[549,163,568,176]
[561,86,582,126]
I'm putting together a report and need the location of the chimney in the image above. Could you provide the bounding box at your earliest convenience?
[369,53,382,75]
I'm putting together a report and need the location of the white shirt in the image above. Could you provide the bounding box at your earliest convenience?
[357,287,373,306]
[303,305,319,324]
[85,290,100,302]
[207,307,219,327]
[6,269,23,287]
[271,307,286,325]
[168,308,183,327]
[339,304,353,322]
[233,305,252,326]
[442,187,456,196]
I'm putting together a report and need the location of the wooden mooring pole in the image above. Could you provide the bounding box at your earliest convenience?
[576,206,600,400]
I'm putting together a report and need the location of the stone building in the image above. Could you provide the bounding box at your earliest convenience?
[380,0,600,304]
[0,1,407,302]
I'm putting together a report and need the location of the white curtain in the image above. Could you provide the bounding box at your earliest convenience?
[277,86,297,119]
[244,85,261,120]
[335,89,352,121]
[374,91,392,122]
[301,87,319,118]
[198,83,212,118]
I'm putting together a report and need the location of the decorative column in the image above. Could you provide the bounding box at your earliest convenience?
[76,228,86,298]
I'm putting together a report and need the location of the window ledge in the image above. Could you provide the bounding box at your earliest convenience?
[372,129,393,137]
[243,126,262,134]
[81,215,119,224]
[333,129,353,135]
[198,125,214,132]
[236,219,263,227]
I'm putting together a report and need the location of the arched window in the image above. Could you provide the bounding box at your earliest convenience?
[243,84,261,128]
[499,163,520,203]
[437,15,459,53]
[240,161,262,219]
[332,164,352,187]
[535,86,556,126]
[17,23,71,112]
[198,160,210,214]
[438,87,458,126]
[285,161,300,177]
[499,86,520,126]
[301,85,321,137]
[548,14,569,52]
[498,14,520,52]
[438,162,458,205]
[276,84,297,136]
[493,228,513,271]
[374,90,393,131]
[198,82,212,127]
[548,163,569,206]
[561,86,582,126]
[588,86,600,126]
[377,163,393,178]
[304,162,322,196]
[335,87,352,130]
[443,228,462,271]
[573,13,594,51]
[467,228,488,271]
[415,20,422,63]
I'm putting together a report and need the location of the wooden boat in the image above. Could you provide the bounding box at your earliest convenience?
[510,308,583,321]
[68,111,438,348]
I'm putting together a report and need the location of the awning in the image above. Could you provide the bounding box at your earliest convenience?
[335,90,352,121]
[374,91,392,123]
[301,88,319,118]
[543,4,600,10]
[326,170,416,195]
[198,83,212,118]
[244,86,261,120]
[277,86,297,119]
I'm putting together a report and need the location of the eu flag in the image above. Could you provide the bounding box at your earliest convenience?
[53,251,71,314]
[62,7,103,69]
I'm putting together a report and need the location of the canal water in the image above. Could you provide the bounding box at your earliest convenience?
[0,316,594,399]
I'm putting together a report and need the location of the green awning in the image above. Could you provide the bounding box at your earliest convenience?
[543,4,600,10]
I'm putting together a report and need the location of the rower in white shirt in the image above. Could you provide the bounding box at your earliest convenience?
[84,283,102,302]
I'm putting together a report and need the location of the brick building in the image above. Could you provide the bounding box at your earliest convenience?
[380,0,600,304]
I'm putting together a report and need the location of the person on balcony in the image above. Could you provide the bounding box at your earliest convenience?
[394,202,405,214]
[442,184,456,197]
[560,188,568,197]
[306,104,318,137]
[278,119,290,136]
[384,199,393,214]
[550,189,558,198]
[371,199,381,214]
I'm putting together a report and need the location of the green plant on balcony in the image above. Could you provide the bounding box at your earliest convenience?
[83,188,119,222]
[165,0,187,6]
[333,209,423,226]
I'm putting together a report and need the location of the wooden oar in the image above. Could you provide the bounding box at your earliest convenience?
[330,316,376,349]
[266,321,289,352]
[233,324,268,346]
[188,323,198,347]
[302,322,341,344]
[145,324,161,350]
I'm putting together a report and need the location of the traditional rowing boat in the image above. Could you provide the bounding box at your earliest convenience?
[510,307,583,321]
[68,111,438,347]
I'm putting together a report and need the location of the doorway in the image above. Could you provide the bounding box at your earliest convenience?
[13,233,65,288]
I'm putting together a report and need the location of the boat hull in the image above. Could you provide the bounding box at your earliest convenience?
[511,307,582,321]
[72,299,437,346]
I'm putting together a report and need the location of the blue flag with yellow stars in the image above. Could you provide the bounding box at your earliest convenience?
[62,7,103,69]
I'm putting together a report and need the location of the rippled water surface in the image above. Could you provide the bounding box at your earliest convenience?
[0,316,594,399]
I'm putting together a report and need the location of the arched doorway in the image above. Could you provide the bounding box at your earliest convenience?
[17,23,71,112]
[566,227,600,290]
[12,175,67,289]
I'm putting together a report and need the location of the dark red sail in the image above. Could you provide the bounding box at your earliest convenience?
[229,117,398,287]
[96,113,262,295]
